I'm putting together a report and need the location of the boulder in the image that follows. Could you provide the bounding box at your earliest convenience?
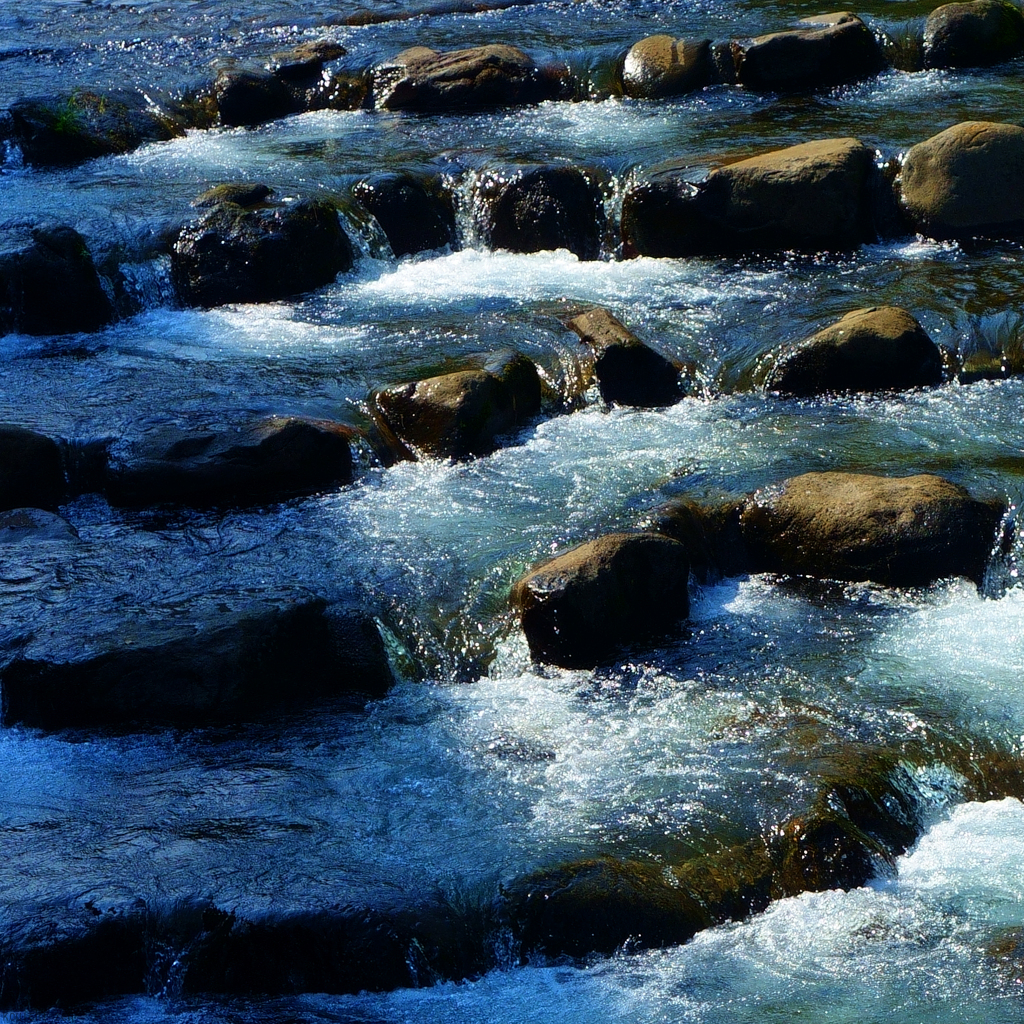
[739,471,1002,586]
[509,531,690,667]
[352,172,456,256]
[622,137,878,256]
[621,35,714,99]
[566,306,683,406]
[0,426,67,512]
[763,305,944,396]
[372,350,542,460]
[651,497,748,580]
[475,166,604,260]
[104,416,354,507]
[735,13,885,92]
[0,596,394,729]
[0,225,114,336]
[0,508,78,543]
[900,120,1024,240]
[6,89,183,166]
[923,0,1024,68]
[212,70,297,127]
[171,190,353,307]
[373,44,558,112]
[266,40,348,80]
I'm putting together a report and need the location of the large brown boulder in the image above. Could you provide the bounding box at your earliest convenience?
[900,120,1024,240]
[510,531,690,667]
[923,0,1024,68]
[566,306,684,406]
[373,44,558,112]
[0,225,114,336]
[372,350,542,460]
[475,166,604,260]
[764,305,944,396]
[736,13,885,91]
[104,417,354,507]
[739,471,1002,586]
[621,36,714,98]
[172,189,353,307]
[622,137,878,256]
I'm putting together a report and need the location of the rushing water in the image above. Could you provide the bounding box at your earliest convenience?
[3,0,1024,1020]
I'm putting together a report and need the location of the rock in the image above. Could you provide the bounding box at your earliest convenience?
[923,0,1024,68]
[475,166,604,260]
[566,306,683,406]
[763,305,944,396]
[739,471,1002,586]
[171,192,353,307]
[900,120,1024,240]
[0,426,67,512]
[622,137,878,256]
[0,596,394,729]
[266,41,348,80]
[735,13,885,92]
[212,70,298,128]
[509,532,690,668]
[651,497,748,580]
[621,35,714,98]
[352,172,456,256]
[0,225,114,336]
[0,508,78,543]
[104,416,354,507]
[6,89,183,166]
[192,182,274,209]
[373,44,557,112]
[372,350,542,460]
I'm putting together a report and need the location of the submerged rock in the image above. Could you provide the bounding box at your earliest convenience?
[171,190,353,307]
[6,89,183,166]
[510,531,690,668]
[373,44,559,111]
[735,12,885,91]
[621,35,715,98]
[739,470,1002,586]
[352,172,456,256]
[0,508,78,543]
[475,166,604,260]
[0,225,114,336]
[763,305,944,396]
[900,120,1024,240]
[372,350,542,460]
[104,417,354,507]
[0,426,67,512]
[0,596,393,729]
[565,306,684,406]
[622,137,878,256]
[923,0,1024,68]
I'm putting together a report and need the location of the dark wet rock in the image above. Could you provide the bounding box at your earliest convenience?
[621,35,714,98]
[0,508,78,543]
[172,193,353,307]
[372,350,542,460]
[622,137,878,257]
[771,810,881,891]
[0,426,67,512]
[0,225,114,336]
[0,596,393,729]
[266,40,348,80]
[735,12,886,92]
[739,470,1003,586]
[353,172,456,256]
[475,166,604,260]
[104,416,354,508]
[510,531,690,668]
[193,182,274,209]
[373,44,559,112]
[6,89,183,166]
[763,305,944,396]
[900,120,1024,240]
[212,70,298,128]
[651,497,748,581]
[566,306,684,406]
[923,0,1024,68]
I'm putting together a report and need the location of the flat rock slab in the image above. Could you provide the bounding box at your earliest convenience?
[739,471,1002,586]
[510,531,690,668]
[104,417,355,508]
[764,305,943,396]
[900,120,1024,240]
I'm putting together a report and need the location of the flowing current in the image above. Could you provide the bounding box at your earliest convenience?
[3,0,1024,1020]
